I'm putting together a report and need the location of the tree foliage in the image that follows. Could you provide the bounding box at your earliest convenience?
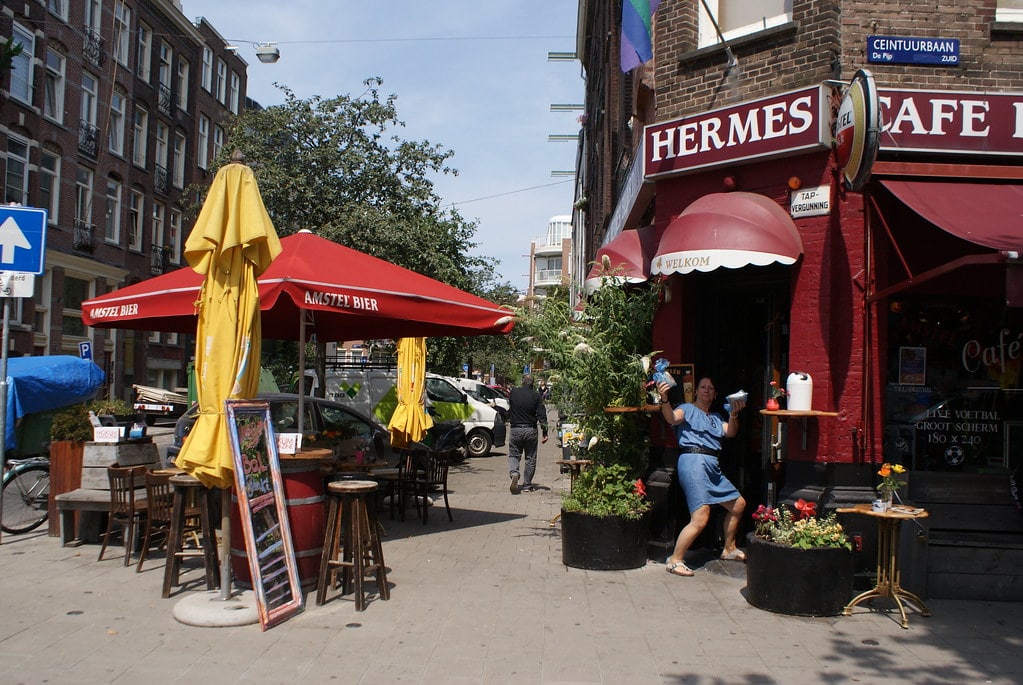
[190,78,518,375]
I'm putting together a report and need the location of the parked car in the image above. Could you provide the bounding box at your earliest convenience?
[166,393,398,466]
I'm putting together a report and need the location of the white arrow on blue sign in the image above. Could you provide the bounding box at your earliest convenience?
[0,206,48,275]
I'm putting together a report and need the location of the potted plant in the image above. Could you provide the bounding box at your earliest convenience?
[745,499,854,616]
[876,462,906,510]
[560,463,651,569]
[515,277,661,569]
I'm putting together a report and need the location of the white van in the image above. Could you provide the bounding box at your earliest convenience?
[305,368,506,458]
[454,377,510,412]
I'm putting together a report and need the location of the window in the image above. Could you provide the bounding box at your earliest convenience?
[229,71,240,114]
[104,178,121,242]
[152,201,165,252]
[168,210,181,264]
[62,276,91,338]
[998,1,1023,21]
[129,189,144,251]
[197,115,210,170]
[201,46,213,91]
[84,0,101,32]
[212,125,225,161]
[137,22,152,80]
[158,43,173,102]
[48,0,68,21]
[39,149,61,224]
[9,23,34,105]
[44,48,66,123]
[176,57,189,111]
[155,122,169,170]
[75,167,93,224]
[216,59,227,104]
[132,105,148,167]
[172,132,186,188]
[81,72,98,127]
[4,136,29,205]
[108,90,126,155]
[698,0,792,48]
[112,3,131,66]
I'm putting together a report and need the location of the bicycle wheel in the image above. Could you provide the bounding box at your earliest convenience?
[1,465,51,534]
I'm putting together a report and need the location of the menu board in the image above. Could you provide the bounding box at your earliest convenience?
[225,400,303,629]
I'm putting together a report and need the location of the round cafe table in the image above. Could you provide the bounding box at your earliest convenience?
[836,503,931,628]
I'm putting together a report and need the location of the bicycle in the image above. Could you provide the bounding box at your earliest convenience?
[1,456,51,534]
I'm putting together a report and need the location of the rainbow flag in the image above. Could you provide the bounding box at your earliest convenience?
[621,0,662,72]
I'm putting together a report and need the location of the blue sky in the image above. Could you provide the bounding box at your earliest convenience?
[190,1,583,293]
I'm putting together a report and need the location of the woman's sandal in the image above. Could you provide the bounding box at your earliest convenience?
[666,561,694,577]
[719,549,747,562]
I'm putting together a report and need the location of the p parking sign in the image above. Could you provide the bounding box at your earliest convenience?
[79,341,93,360]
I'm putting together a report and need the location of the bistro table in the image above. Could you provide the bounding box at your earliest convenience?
[836,503,931,628]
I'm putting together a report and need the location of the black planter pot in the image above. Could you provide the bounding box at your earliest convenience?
[561,509,650,570]
[745,532,854,617]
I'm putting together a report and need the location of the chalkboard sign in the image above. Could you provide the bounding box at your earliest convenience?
[226,400,303,629]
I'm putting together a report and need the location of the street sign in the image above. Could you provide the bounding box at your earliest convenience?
[79,341,93,360]
[0,271,34,298]
[0,206,47,275]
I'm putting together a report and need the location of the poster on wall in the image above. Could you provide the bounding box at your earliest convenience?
[899,346,927,385]
[226,399,303,630]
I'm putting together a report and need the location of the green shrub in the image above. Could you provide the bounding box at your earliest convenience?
[49,403,93,443]
[561,463,650,520]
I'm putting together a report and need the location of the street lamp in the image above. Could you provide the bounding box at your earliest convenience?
[254,42,280,64]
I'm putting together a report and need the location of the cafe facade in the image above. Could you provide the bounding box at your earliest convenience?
[574,1,1023,600]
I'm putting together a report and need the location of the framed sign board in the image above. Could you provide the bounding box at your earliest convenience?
[667,363,696,404]
[226,400,303,629]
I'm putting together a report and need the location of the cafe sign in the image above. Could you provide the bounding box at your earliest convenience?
[644,85,832,179]
[879,88,1023,155]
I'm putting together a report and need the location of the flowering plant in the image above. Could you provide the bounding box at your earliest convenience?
[768,381,788,399]
[877,462,906,495]
[561,463,650,520]
[751,500,852,550]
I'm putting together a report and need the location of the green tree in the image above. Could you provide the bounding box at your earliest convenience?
[195,78,514,377]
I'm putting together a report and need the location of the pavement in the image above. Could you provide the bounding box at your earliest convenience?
[1,420,1022,684]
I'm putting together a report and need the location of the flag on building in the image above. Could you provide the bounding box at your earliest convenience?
[621,0,662,72]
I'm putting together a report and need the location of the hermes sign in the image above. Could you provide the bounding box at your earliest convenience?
[878,88,1023,155]
[644,85,832,179]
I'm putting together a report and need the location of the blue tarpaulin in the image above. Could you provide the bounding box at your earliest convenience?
[4,356,106,451]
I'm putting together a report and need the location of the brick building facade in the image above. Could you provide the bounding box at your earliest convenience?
[575,0,1023,600]
[2,0,245,401]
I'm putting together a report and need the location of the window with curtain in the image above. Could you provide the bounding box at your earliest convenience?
[177,57,189,111]
[108,90,126,155]
[201,46,213,91]
[132,106,148,167]
[9,23,34,105]
[112,3,131,66]
[197,115,210,170]
[137,22,152,81]
[4,136,29,205]
[105,178,122,243]
[44,47,65,123]
[172,133,186,188]
[129,189,144,251]
[39,149,61,224]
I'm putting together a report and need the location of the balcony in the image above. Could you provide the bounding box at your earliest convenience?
[154,165,168,195]
[534,269,564,287]
[73,220,96,252]
[83,26,105,68]
[151,245,169,274]
[158,83,173,116]
[78,121,98,158]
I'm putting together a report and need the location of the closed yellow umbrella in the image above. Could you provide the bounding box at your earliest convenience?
[175,161,281,488]
[387,337,433,447]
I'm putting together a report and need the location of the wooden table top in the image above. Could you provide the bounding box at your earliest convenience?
[836,502,928,520]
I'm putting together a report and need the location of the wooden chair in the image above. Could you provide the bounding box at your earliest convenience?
[417,449,454,524]
[375,448,426,523]
[97,464,148,566]
[136,470,174,572]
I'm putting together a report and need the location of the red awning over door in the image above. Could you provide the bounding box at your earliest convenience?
[651,192,803,275]
[584,225,658,292]
[880,180,1023,253]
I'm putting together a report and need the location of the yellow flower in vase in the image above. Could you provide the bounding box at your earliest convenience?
[877,462,906,501]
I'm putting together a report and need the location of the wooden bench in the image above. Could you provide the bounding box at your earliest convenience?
[908,472,1023,601]
[55,487,148,546]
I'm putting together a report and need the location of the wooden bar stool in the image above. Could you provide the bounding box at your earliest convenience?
[316,479,389,611]
[162,473,220,598]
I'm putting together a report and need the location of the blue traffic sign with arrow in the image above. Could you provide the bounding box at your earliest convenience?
[0,206,47,275]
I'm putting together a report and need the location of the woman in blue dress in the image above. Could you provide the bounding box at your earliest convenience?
[656,376,746,577]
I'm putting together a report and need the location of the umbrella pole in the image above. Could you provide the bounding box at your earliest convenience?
[219,487,231,600]
[297,313,306,433]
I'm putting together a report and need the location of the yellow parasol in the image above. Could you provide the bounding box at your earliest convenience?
[175,161,282,488]
[387,337,433,447]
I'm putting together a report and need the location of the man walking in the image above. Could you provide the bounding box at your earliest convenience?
[507,374,548,494]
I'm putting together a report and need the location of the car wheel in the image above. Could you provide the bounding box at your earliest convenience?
[465,428,492,458]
